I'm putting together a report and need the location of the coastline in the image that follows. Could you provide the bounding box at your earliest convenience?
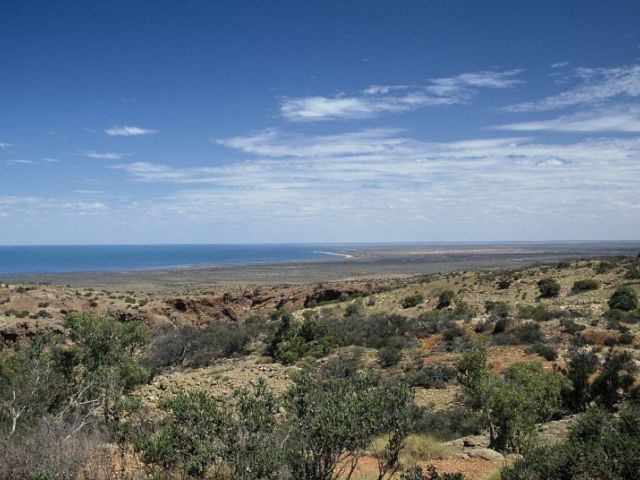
[2,241,639,292]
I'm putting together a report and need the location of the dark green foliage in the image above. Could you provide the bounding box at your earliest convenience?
[402,293,425,309]
[608,285,638,312]
[485,300,510,319]
[1,313,150,440]
[625,262,640,279]
[561,348,598,412]
[538,278,561,298]
[512,321,545,344]
[560,317,586,335]
[518,303,564,322]
[287,368,414,480]
[497,279,511,290]
[403,360,457,389]
[378,339,404,368]
[412,407,481,441]
[344,299,364,317]
[458,342,566,452]
[591,350,638,409]
[595,260,614,274]
[526,342,557,361]
[437,290,455,309]
[143,321,252,371]
[501,402,640,480]
[571,279,599,293]
[492,317,510,334]
[138,380,286,480]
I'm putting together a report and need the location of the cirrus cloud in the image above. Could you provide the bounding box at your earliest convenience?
[105,125,157,136]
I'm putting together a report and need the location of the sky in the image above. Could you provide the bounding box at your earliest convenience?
[1,0,640,245]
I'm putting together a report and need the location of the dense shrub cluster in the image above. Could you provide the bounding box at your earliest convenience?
[144,321,255,371]
[127,365,416,480]
[501,402,640,480]
[458,342,567,452]
[267,311,424,365]
[0,313,150,478]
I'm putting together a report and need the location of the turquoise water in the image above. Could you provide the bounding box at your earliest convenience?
[0,244,347,275]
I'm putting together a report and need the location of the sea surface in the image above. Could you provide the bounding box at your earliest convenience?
[0,244,350,275]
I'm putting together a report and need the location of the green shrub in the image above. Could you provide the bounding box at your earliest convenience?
[512,321,545,344]
[571,279,599,293]
[501,403,640,480]
[378,342,403,368]
[591,350,638,409]
[561,347,598,412]
[412,407,481,441]
[594,260,614,274]
[403,361,457,389]
[437,290,455,309]
[485,300,510,319]
[538,278,561,298]
[560,317,586,335]
[527,342,558,361]
[608,285,638,312]
[403,294,425,309]
[458,343,566,452]
[518,303,563,321]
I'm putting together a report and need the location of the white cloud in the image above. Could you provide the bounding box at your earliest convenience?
[0,195,107,217]
[104,125,157,136]
[551,61,570,69]
[113,129,640,234]
[83,150,126,160]
[0,142,12,149]
[6,159,35,165]
[508,63,640,112]
[280,70,522,121]
[494,106,640,132]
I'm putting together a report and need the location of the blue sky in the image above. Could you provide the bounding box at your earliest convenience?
[1,0,640,245]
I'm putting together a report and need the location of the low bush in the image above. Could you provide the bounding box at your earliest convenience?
[571,279,599,293]
[538,278,561,298]
[437,290,455,309]
[512,321,546,344]
[526,342,558,361]
[403,360,457,388]
[403,294,425,309]
[412,407,481,441]
[560,317,586,335]
[485,300,510,319]
[608,285,638,312]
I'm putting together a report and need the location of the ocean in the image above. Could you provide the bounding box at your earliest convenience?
[0,244,350,275]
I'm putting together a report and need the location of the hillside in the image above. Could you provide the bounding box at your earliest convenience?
[1,254,639,479]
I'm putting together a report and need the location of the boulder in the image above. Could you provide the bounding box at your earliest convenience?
[465,448,504,461]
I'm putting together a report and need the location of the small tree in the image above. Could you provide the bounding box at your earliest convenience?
[537,278,561,298]
[608,285,638,312]
[561,347,598,412]
[591,350,638,409]
[458,343,566,452]
[286,368,413,480]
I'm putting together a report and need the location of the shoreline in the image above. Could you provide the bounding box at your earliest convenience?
[2,241,639,292]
